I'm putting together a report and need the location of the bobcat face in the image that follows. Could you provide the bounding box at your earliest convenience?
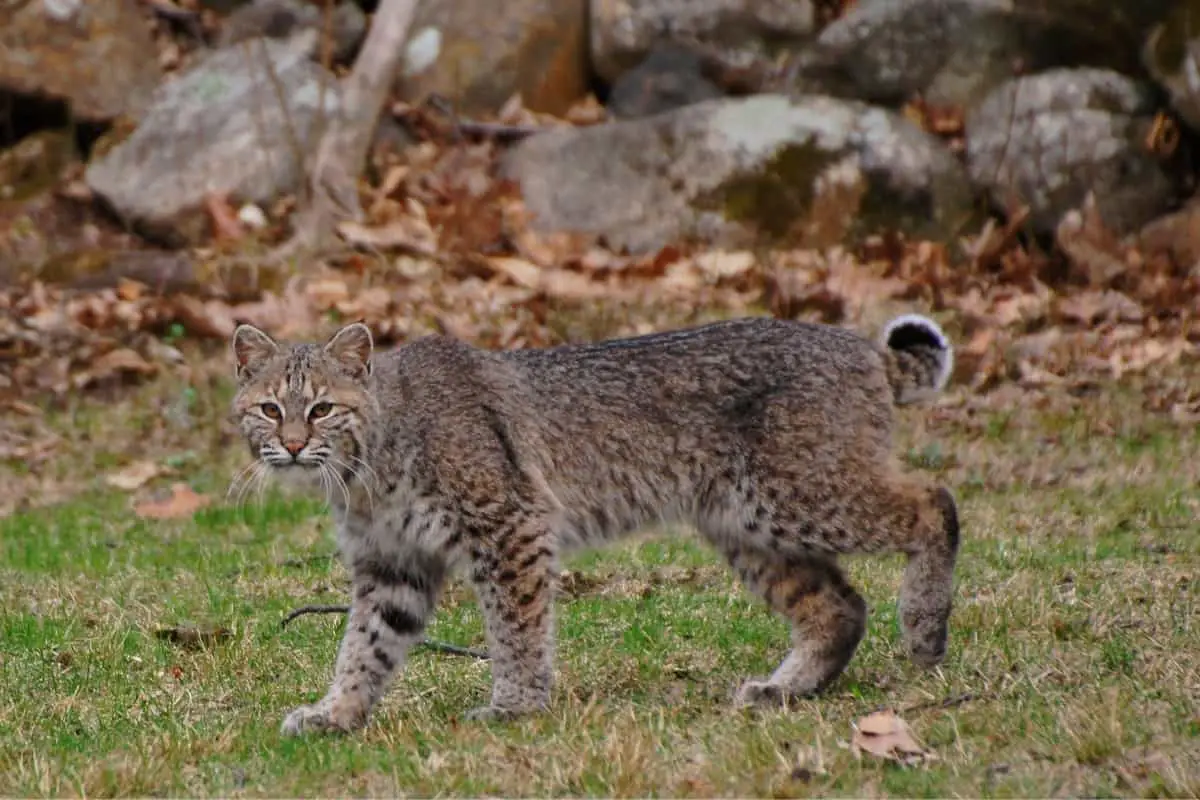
[230,323,376,492]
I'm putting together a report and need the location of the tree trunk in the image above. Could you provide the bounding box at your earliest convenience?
[277,0,420,258]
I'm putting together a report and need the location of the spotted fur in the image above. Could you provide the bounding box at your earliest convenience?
[229,315,960,735]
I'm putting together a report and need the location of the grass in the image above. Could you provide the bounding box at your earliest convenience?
[1,355,1198,797]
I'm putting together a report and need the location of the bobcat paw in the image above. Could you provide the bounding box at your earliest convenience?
[734,680,788,709]
[280,701,361,736]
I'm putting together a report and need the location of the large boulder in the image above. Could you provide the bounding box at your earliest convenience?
[0,0,162,121]
[398,0,589,116]
[502,94,975,254]
[965,68,1179,236]
[606,43,725,119]
[218,0,368,64]
[791,0,1177,108]
[85,34,341,245]
[591,0,817,85]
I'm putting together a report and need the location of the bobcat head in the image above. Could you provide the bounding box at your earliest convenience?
[229,322,378,501]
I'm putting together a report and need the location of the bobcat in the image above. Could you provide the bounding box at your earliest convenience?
[229,314,960,735]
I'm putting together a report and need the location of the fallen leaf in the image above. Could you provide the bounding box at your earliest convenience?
[134,483,210,520]
[73,348,158,389]
[116,278,146,301]
[205,192,245,242]
[155,624,232,649]
[487,256,541,289]
[336,217,438,257]
[1055,290,1143,326]
[106,460,166,491]
[692,250,757,281]
[851,710,933,764]
[305,278,352,310]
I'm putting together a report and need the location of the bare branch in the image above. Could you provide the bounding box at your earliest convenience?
[280,603,490,660]
[275,0,422,259]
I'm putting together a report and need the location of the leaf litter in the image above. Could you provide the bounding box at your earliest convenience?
[2,95,1198,422]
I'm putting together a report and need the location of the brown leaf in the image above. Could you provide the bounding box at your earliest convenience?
[335,216,438,257]
[692,250,757,281]
[305,278,351,310]
[1055,290,1143,327]
[487,256,541,290]
[74,347,157,389]
[134,483,211,520]
[106,460,167,491]
[116,278,146,301]
[154,624,232,649]
[851,710,933,764]
[1108,337,1192,380]
[205,192,245,242]
[171,295,237,339]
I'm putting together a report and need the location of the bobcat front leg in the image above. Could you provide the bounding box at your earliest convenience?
[282,551,445,736]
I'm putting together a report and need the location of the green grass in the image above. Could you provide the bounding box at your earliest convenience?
[1,366,1198,796]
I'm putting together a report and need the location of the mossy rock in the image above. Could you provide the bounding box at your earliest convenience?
[0,130,78,204]
[505,94,977,253]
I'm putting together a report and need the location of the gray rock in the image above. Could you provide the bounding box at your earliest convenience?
[218,0,367,63]
[398,0,589,117]
[792,0,1176,108]
[86,35,341,245]
[965,68,1178,235]
[592,0,816,84]
[0,0,162,121]
[503,94,975,254]
[1143,0,1200,132]
[607,43,724,119]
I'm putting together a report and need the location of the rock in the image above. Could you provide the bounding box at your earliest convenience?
[1143,0,1200,132]
[591,0,816,85]
[792,0,1177,109]
[85,35,341,245]
[218,0,367,63]
[503,93,975,254]
[607,43,724,119]
[0,130,77,203]
[965,68,1178,236]
[0,0,162,121]
[398,0,589,116]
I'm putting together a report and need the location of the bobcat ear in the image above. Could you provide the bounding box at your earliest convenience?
[232,324,278,378]
[324,322,373,377]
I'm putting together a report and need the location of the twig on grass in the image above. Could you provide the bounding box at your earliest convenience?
[866,690,997,719]
[277,553,338,569]
[281,603,490,659]
[280,604,350,627]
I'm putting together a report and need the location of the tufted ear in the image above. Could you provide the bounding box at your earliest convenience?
[232,324,278,378]
[323,322,373,377]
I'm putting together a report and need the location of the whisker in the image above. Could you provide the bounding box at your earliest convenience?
[226,461,259,503]
[349,453,382,495]
[234,462,265,513]
[253,463,270,507]
[318,464,334,509]
[328,455,371,515]
[327,463,354,512]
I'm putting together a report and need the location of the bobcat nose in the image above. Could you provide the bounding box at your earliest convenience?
[283,440,305,457]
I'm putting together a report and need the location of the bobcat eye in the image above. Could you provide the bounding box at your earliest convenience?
[260,402,282,420]
[309,401,333,420]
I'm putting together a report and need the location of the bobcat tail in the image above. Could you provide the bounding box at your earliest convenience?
[880,314,954,405]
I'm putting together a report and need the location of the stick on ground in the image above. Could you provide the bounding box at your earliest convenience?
[281,604,489,659]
